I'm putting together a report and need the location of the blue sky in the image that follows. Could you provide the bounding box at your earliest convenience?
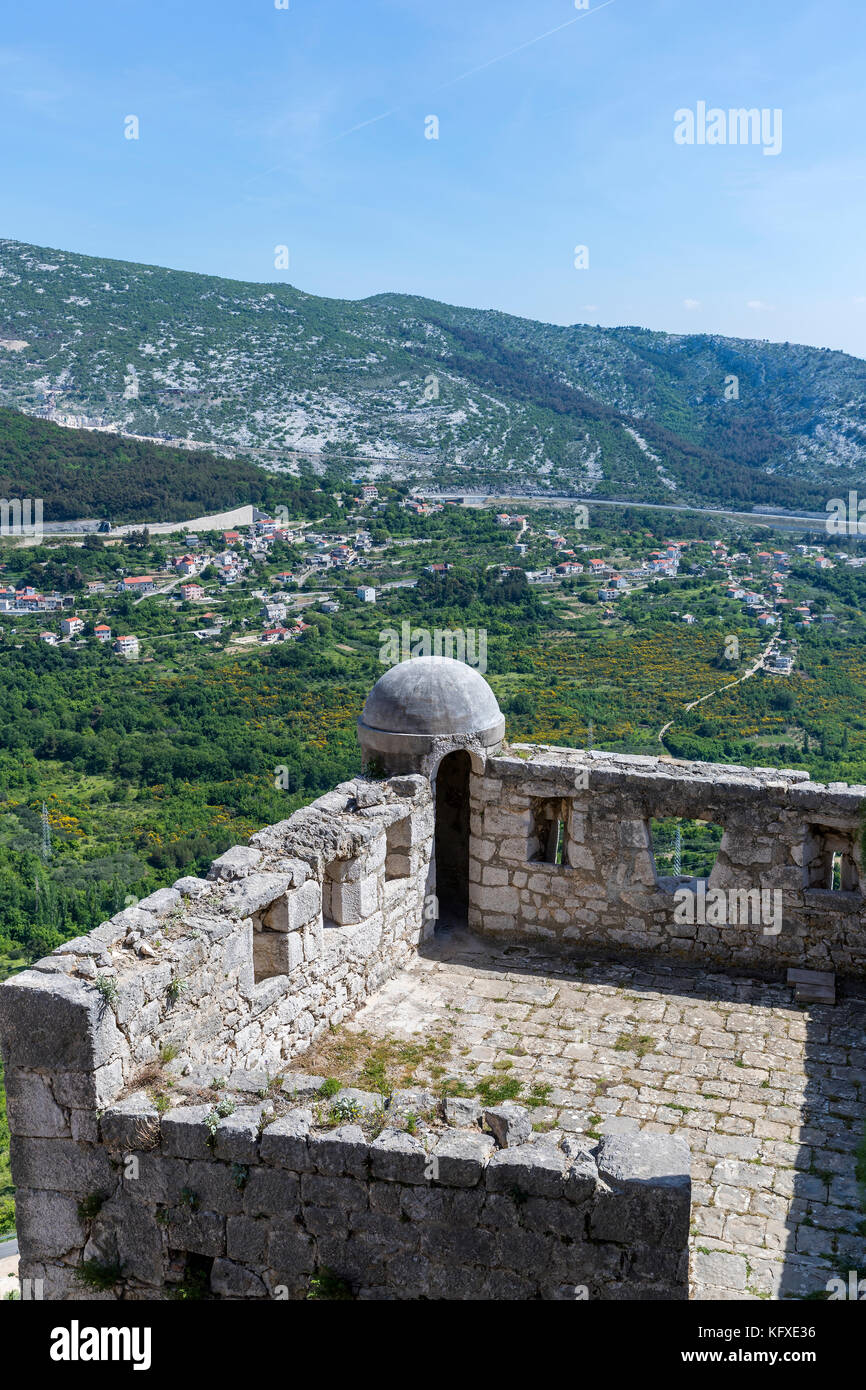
[2,0,865,356]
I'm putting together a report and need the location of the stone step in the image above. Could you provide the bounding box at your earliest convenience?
[795,984,836,1004]
[787,967,836,1005]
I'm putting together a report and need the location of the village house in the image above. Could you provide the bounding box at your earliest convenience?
[39,631,57,645]
[180,583,205,602]
[356,586,377,603]
[85,580,105,595]
[60,616,85,638]
[113,634,139,658]
[94,624,112,642]
[174,555,198,577]
[330,545,355,567]
[767,653,794,674]
[120,575,156,595]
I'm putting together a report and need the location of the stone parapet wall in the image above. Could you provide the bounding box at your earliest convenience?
[0,775,435,1202]
[10,1076,690,1301]
[469,747,866,975]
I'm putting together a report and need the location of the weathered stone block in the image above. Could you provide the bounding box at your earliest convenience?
[210,1257,267,1298]
[0,971,128,1072]
[483,1102,532,1149]
[243,1166,301,1217]
[164,1208,225,1258]
[268,878,322,932]
[369,1129,429,1184]
[300,1172,368,1211]
[100,1093,160,1151]
[5,1070,70,1138]
[160,1107,214,1161]
[226,1214,269,1264]
[225,873,292,921]
[267,1220,316,1274]
[430,1129,494,1187]
[324,874,379,926]
[137,887,182,915]
[14,1188,87,1259]
[172,875,212,899]
[591,1132,691,1249]
[307,1124,369,1178]
[260,1111,313,1171]
[213,1107,263,1164]
[208,845,262,880]
[485,1144,565,1198]
[11,1137,113,1194]
[184,1159,247,1215]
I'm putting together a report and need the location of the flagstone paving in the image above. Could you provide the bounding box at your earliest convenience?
[342,928,866,1300]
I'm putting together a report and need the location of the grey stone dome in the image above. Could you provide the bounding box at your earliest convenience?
[360,657,503,737]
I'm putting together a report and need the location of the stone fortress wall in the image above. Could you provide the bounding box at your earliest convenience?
[470,747,866,975]
[2,656,865,1300]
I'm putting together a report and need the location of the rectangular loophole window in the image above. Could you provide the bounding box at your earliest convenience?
[252,922,289,982]
[385,817,411,880]
[803,826,859,892]
[530,798,570,866]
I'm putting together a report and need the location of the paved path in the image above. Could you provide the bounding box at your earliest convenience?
[342,929,866,1300]
[659,634,780,746]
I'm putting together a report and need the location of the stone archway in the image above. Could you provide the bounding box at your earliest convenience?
[434,749,471,926]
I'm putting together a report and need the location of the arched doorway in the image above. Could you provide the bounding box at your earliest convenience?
[434,750,471,927]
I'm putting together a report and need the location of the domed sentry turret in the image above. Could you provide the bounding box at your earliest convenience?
[357,655,505,778]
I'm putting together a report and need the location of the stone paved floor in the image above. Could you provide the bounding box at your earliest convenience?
[344,929,866,1300]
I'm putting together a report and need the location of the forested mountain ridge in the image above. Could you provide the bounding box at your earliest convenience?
[0,237,864,510]
[0,407,319,523]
